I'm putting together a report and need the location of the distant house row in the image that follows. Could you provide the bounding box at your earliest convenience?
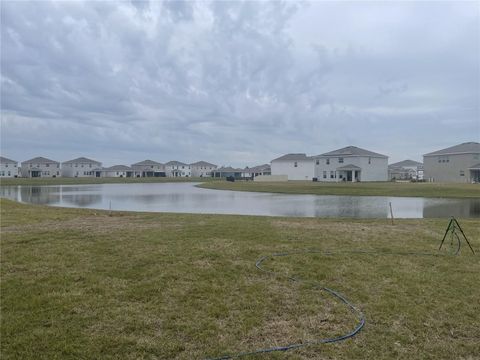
[270,142,480,183]
[0,157,218,178]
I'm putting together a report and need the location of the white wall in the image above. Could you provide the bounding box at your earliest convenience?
[166,164,191,177]
[62,162,100,177]
[0,163,19,177]
[314,156,387,181]
[21,163,61,177]
[191,165,216,177]
[271,159,315,180]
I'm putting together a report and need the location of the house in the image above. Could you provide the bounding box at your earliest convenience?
[21,157,61,178]
[243,164,271,180]
[131,160,166,177]
[61,157,102,177]
[271,153,315,180]
[423,142,480,183]
[165,161,191,177]
[0,156,19,178]
[100,165,134,178]
[388,160,424,181]
[313,146,388,182]
[212,166,245,179]
[190,161,217,177]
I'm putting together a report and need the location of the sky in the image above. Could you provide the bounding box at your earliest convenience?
[1,0,479,167]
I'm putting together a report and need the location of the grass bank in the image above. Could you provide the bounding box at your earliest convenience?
[0,176,214,186]
[1,199,479,359]
[198,180,480,199]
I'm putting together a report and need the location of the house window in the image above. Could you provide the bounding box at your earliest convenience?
[316,159,319,165]
[75,164,78,167]
[323,171,327,179]
[460,171,465,176]
[294,162,298,167]
[368,157,371,164]
[46,164,50,167]
[5,164,8,168]
[330,171,335,179]
[326,158,330,165]
[338,158,344,163]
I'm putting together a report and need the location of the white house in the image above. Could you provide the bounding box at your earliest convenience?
[423,142,480,183]
[131,160,166,177]
[313,146,388,182]
[0,156,19,178]
[100,165,134,178]
[388,160,424,181]
[190,161,217,177]
[165,161,191,177]
[21,157,61,178]
[61,157,102,177]
[271,153,315,180]
[243,164,271,180]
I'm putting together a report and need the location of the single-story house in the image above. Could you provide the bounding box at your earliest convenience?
[388,160,424,181]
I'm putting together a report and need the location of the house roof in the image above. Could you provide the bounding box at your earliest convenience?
[389,159,423,168]
[424,142,480,156]
[316,146,388,158]
[271,153,311,162]
[131,160,164,166]
[103,165,133,171]
[336,164,362,171]
[190,161,217,167]
[214,166,244,172]
[469,163,480,170]
[62,157,101,165]
[245,164,271,173]
[22,156,59,165]
[0,156,17,164]
[166,160,188,166]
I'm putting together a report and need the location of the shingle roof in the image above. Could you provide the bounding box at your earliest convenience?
[317,146,388,158]
[190,161,217,167]
[271,153,311,162]
[166,160,188,166]
[214,166,244,172]
[245,164,271,173]
[424,142,480,156]
[62,157,101,165]
[0,156,17,164]
[103,165,133,171]
[22,156,59,165]
[336,164,362,171]
[389,159,423,168]
[131,160,164,166]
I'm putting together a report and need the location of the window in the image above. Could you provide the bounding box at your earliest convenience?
[338,158,344,163]
[316,159,319,165]
[323,171,327,179]
[30,164,32,168]
[326,158,330,165]
[5,164,8,168]
[460,171,465,176]
[46,164,50,167]
[330,171,335,179]
[75,164,78,167]
[294,162,298,167]
[7,171,10,176]
[81,164,84,168]
[368,157,371,164]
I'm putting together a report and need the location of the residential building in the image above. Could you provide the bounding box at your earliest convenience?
[388,160,424,181]
[61,157,102,177]
[212,166,245,179]
[243,164,271,180]
[190,161,217,177]
[313,146,388,182]
[271,153,314,180]
[0,156,19,178]
[165,161,191,177]
[21,157,61,178]
[423,142,480,183]
[99,165,134,178]
[131,160,166,177]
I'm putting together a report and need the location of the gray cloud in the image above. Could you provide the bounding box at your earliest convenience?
[1,0,479,166]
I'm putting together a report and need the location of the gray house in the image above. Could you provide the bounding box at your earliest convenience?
[61,157,102,177]
[0,156,19,178]
[313,146,388,182]
[388,160,424,181]
[131,160,166,177]
[21,157,61,178]
[190,161,217,177]
[423,142,480,183]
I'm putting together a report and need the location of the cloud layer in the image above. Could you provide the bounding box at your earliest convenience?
[1,0,479,166]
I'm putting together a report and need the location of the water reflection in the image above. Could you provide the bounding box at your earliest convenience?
[1,183,479,219]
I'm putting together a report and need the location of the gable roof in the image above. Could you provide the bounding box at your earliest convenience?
[336,164,362,171]
[245,164,271,173]
[424,142,480,156]
[316,146,387,158]
[271,153,311,162]
[214,166,244,172]
[0,156,17,164]
[166,160,188,166]
[62,157,101,165]
[190,161,217,167]
[389,159,423,168]
[103,165,133,171]
[22,156,59,165]
[131,160,164,166]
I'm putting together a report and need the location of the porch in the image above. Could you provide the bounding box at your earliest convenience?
[336,164,362,182]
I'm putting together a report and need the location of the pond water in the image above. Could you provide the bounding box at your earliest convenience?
[1,183,479,219]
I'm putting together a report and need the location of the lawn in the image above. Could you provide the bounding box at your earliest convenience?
[198,180,480,199]
[1,199,479,359]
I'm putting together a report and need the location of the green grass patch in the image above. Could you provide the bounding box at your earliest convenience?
[198,180,480,199]
[1,199,479,359]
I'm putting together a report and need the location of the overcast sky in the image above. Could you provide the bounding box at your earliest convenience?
[1,0,479,167]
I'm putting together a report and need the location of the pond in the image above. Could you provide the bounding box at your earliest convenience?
[1,183,479,219]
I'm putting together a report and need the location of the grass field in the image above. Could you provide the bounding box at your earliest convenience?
[198,180,480,199]
[1,199,479,359]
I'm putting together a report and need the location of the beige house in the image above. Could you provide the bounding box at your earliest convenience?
[21,157,61,178]
[0,156,19,178]
[131,160,166,177]
[190,161,217,177]
[61,157,102,177]
[423,142,480,183]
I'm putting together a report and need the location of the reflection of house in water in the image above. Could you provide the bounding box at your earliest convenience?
[20,186,61,204]
[61,194,103,207]
[423,199,480,218]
